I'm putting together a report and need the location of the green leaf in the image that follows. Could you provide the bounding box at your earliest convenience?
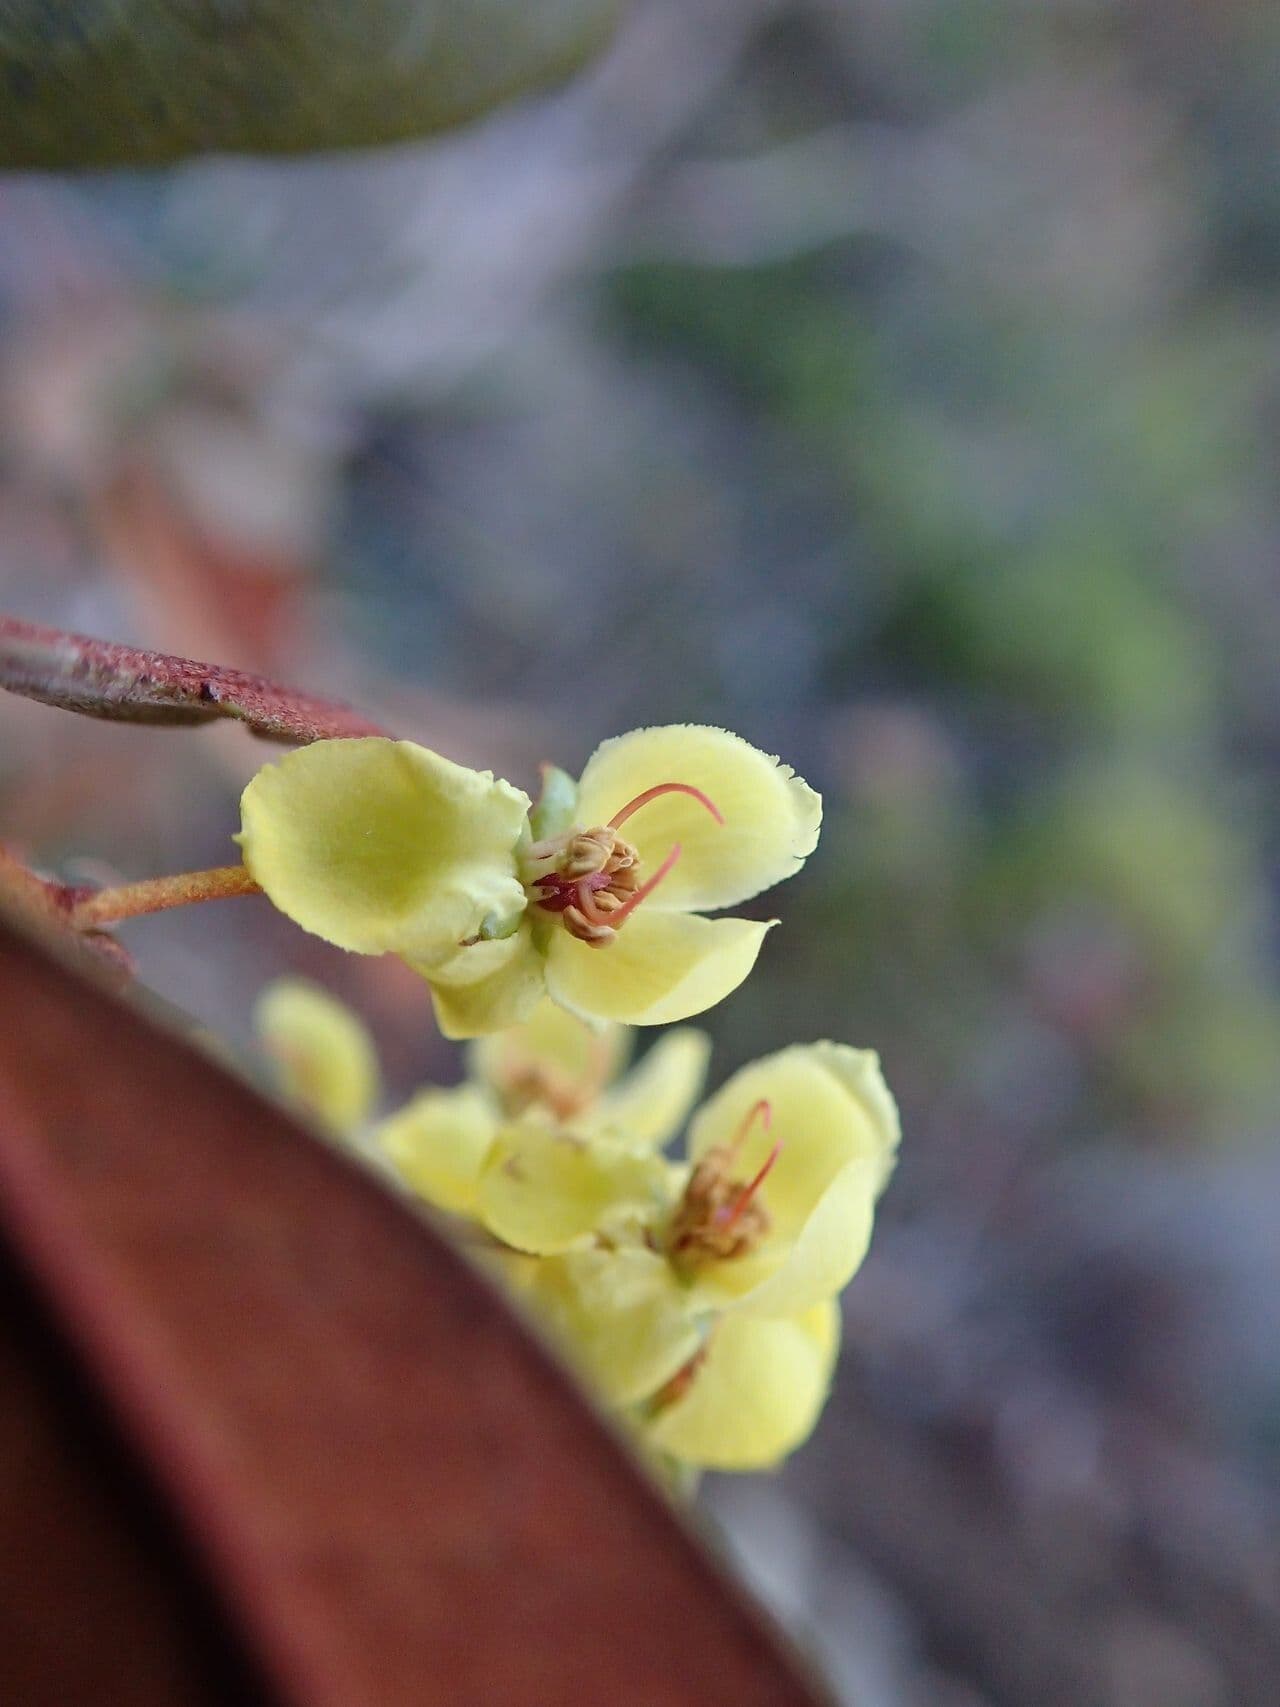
[0,0,624,169]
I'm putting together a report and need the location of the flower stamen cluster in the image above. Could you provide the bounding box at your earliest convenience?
[667,1100,778,1267]
[233,713,889,1479]
[527,825,645,943]
[526,781,724,949]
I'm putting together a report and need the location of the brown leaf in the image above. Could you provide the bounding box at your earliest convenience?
[0,615,387,745]
[0,907,829,1707]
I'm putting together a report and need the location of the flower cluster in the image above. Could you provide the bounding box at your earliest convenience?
[245,719,898,1480]
[257,984,898,1476]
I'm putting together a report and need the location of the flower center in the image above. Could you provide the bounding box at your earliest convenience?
[667,1100,780,1268]
[526,781,723,948]
[495,1036,614,1122]
[498,1062,591,1121]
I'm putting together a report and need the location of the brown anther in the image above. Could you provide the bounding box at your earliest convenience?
[667,1145,773,1266]
[650,1341,712,1413]
[559,829,620,879]
[562,905,617,946]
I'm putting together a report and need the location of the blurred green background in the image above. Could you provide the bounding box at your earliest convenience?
[2,3,1279,1702]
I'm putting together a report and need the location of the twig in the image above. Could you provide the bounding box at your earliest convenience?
[0,614,387,745]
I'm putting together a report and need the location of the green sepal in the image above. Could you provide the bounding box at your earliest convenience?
[530,764,579,841]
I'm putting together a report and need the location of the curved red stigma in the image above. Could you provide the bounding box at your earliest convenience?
[725,1098,772,1161]
[716,1140,783,1232]
[608,781,725,831]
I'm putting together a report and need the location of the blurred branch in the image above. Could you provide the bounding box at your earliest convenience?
[0,616,387,743]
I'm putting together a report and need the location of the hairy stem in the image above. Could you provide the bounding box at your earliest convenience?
[68,865,261,929]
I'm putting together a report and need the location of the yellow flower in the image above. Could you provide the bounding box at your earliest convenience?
[237,725,821,1037]
[468,999,712,1144]
[375,1000,710,1229]
[476,1040,896,1470]
[504,1242,844,1471]
[250,974,886,1478]
[642,1303,841,1471]
[253,977,380,1133]
[495,1234,843,1471]
[522,1243,701,1406]
[664,1043,899,1318]
[377,1083,496,1215]
[475,1038,898,1321]
[468,997,630,1121]
[475,1123,671,1255]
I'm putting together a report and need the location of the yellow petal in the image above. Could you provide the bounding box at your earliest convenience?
[525,1247,701,1405]
[723,1158,877,1317]
[421,924,546,1040]
[478,1123,667,1254]
[589,1028,712,1149]
[574,725,821,913]
[238,737,530,964]
[645,1303,840,1470]
[803,1043,901,1192]
[467,999,629,1114]
[546,911,774,1027]
[375,1084,497,1215]
[254,977,380,1133]
[687,1043,898,1240]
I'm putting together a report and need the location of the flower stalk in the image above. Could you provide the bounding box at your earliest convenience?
[67,865,261,929]
[0,845,261,935]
